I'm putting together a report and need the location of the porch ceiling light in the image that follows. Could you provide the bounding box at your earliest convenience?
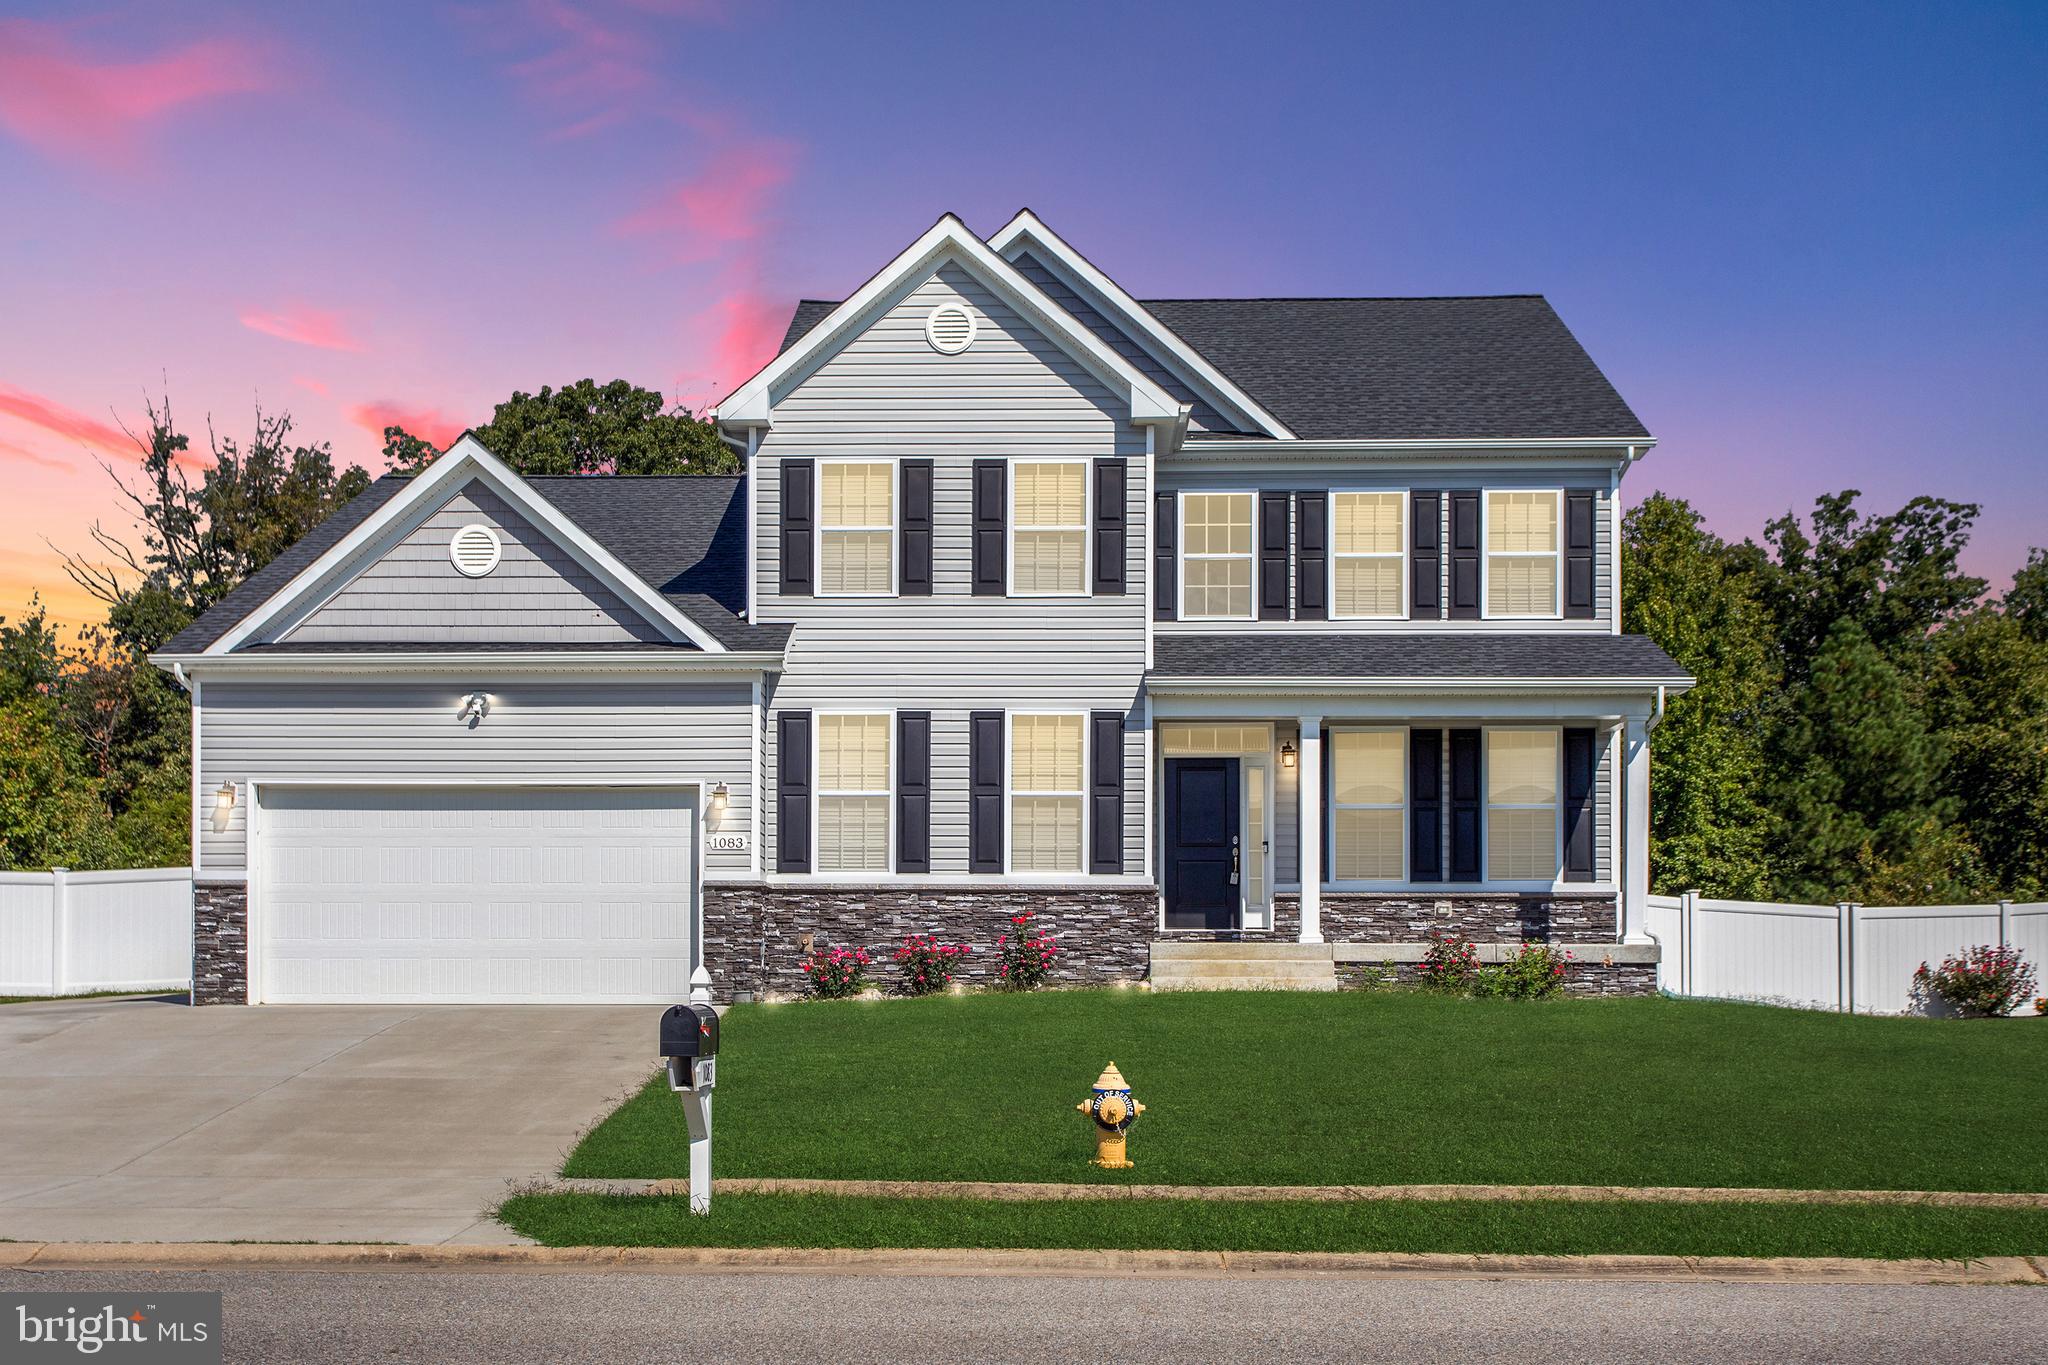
[1280,741,1297,769]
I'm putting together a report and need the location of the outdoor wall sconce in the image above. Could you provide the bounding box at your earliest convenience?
[709,782,730,814]
[210,781,237,834]
[458,692,491,727]
[1280,741,1297,769]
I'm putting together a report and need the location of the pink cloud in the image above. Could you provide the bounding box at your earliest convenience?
[709,289,788,395]
[348,402,467,455]
[0,383,131,454]
[0,438,71,473]
[292,375,332,399]
[240,305,366,353]
[612,141,796,262]
[0,19,272,171]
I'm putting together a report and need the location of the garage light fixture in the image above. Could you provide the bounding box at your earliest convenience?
[211,781,237,833]
[709,782,730,814]
[459,692,491,726]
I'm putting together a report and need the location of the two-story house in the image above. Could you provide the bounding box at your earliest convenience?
[155,210,1689,1004]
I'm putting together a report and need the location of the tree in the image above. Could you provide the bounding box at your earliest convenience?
[383,379,736,478]
[1622,495,1781,896]
[0,700,116,871]
[2005,547,2048,643]
[1927,608,2048,898]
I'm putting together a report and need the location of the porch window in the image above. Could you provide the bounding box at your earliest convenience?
[819,461,894,595]
[1486,728,1560,881]
[1010,713,1085,872]
[1484,490,1560,617]
[1181,492,1253,619]
[817,713,891,871]
[1332,492,1404,618]
[1011,461,1088,595]
[1331,728,1404,880]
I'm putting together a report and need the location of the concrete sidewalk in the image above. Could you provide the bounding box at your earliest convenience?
[0,996,652,1244]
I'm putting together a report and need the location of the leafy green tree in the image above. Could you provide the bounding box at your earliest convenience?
[2005,547,2048,644]
[383,379,736,477]
[0,700,116,871]
[1927,608,2048,898]
[1622,494,1781,896]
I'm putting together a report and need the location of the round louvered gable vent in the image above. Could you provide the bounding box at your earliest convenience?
[449,524,503,577]
[925,302,977,354]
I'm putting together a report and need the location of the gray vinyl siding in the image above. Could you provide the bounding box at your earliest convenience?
[284,482,666,645]
[1159,465,1617,631]
[757,261,1149,876]
[195,680,754,879]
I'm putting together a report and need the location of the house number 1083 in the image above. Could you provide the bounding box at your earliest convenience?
[706,834,748,852]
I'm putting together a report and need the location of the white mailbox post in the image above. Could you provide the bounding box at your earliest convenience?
[658,1003,719,1215]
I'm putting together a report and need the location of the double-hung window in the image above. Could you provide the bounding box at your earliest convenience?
[1331,728,1405,881]
[1180,492,1253,619]
[1484,490,1561,617]
[818,461,894,595]
[816,713,891,872]
[1011,460,1088,595]
[1010,713,1085,872]
[1332,492,1405,618]
[1486,728,1560,881]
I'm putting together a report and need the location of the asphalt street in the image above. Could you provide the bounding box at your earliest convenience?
[4,1267,2043,1364]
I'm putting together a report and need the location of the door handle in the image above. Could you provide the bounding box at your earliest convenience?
[1229,835,1240,886]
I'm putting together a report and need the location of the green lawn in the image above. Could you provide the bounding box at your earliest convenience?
[564,991,2048,1192]
[499,1192,2048,1260]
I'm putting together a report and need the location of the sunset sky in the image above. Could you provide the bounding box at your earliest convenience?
[2,1,2043,632]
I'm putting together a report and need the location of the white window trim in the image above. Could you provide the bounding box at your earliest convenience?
[812,709,895,875]
[1482,724,1564,886]
[1327,489,1409,621]
[1008,457,1092,599]
[814,459,898,599]
[1480,488,1565,621]
[1004,708,1090,876]
[1325,725,1408,887]
[1178,488,1256,622]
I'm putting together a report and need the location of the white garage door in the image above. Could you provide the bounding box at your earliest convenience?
[256,786,696,1004]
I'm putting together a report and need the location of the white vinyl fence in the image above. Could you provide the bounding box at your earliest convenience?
[0,867,192,996]
[1647,891,2048,1014]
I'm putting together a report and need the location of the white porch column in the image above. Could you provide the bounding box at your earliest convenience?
[1297,716,1323,944]
[1622,714,1652,945]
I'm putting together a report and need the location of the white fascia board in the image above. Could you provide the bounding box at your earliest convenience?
[204,435,727,654]
[1147,675,1694,691]
[988,210,1297,440]
[713,214,1179,430]
[1178,437,1656,458]
[155,650,783,680]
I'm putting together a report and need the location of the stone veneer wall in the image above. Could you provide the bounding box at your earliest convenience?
[1275,892,1619,944]
[192,881,250,1006]
[703,883,1158,1000]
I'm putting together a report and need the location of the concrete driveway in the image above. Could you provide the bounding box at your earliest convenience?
[0,996,655,1244]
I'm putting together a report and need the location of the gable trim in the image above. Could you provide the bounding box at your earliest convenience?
[989,210,1297,441]
[205,435,728,654]
[712,214,1183,430]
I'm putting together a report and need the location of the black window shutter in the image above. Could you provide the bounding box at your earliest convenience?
[1089,710,1124,874]
[1448,491,1481,620]
[1257,491,1291,620]
[1092,459,1127,596]
[1411,491,1441,620]
[775,710,812,873]
[1562,727,1596,882]
[1295,492,1328,621]
[972,459,1006,596]
[1410,728,1443,881]
[1564,491,1596,619]
[896,711,931,873]
[1153,489,1177,620]
[900,460,933,596]
[1449,728,1482,880]
[779,460,814,597]
[968,710,1005,873]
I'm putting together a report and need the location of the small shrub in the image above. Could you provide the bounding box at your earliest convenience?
[893,934,970,996]
[1415,931,1478,992]
[1472,942,1574,1000]
[799,945,870,1000]
[1912,945,2038,1018]
[995,912,1058,991]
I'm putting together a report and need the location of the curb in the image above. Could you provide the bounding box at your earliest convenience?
[545,1177,2048,1210]
[1,1242,2043,1285]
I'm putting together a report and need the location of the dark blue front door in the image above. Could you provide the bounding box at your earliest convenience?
[1164,757,1240,930]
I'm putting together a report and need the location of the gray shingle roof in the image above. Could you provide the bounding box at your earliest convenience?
[1149,634,1691,683]
[779,293,1648,442]
[159,473,789,657]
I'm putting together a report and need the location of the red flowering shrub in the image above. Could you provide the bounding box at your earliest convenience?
[1912,946,2037,1017]
[1415,931,1479,992]
[894,934,970,996]
[799,945,869,1000]
[995,912,1058,991]
[1473,942,1574,1000]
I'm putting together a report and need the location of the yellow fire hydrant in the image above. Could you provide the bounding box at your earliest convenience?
[1076,1062,1145,1169]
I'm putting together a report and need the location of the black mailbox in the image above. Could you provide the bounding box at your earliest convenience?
[660,1003,720,1059]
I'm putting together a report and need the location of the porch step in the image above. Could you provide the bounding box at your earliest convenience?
[1148,942,1339,992]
